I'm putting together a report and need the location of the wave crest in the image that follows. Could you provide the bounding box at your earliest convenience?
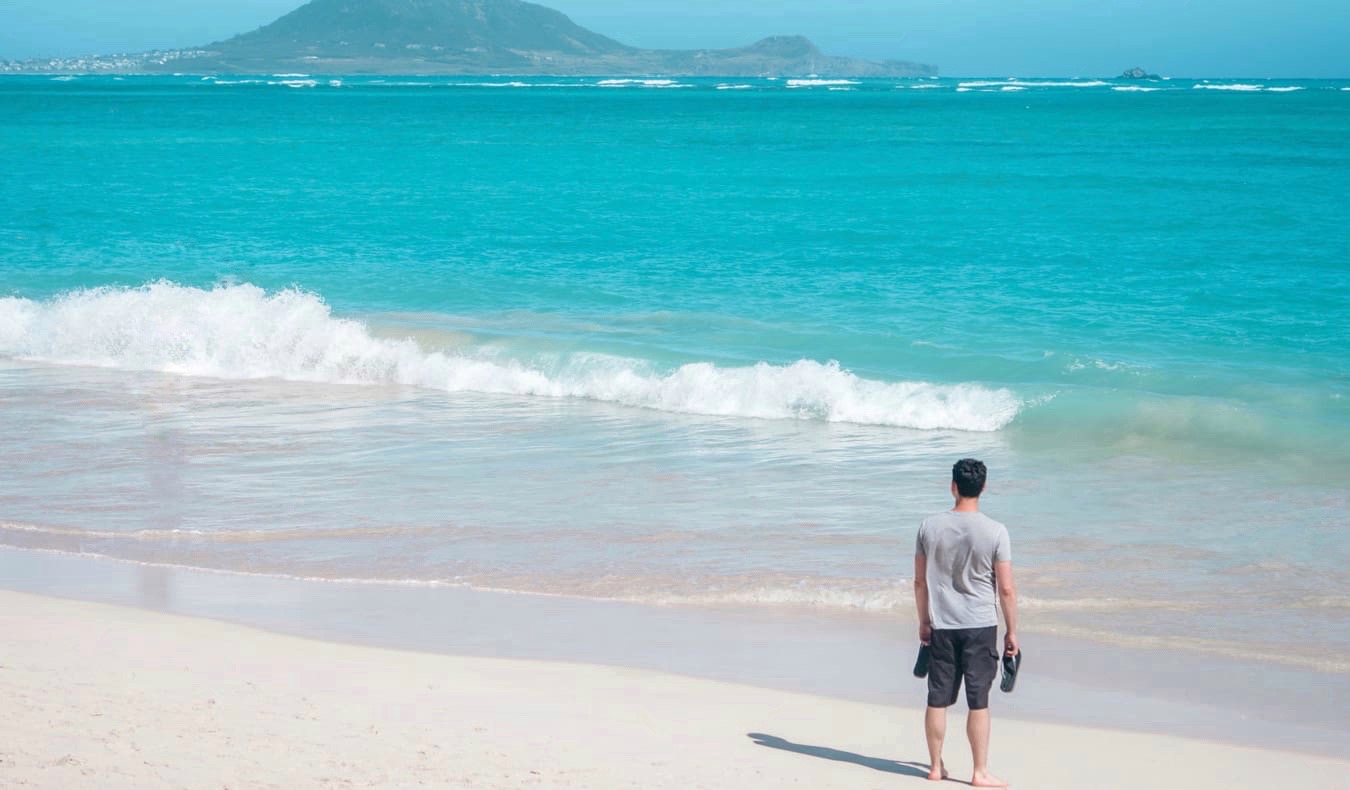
[0,283,1022,431]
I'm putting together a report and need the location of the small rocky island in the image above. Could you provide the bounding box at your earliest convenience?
[1,0,936,77]
[1120,66,1162,80]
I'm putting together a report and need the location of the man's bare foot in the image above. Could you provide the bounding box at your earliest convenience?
[970,770,1008,787]
[926,760,949,781]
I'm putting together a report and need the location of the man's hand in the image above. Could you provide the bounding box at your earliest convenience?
[1004,631,1019,656]
[920,621,932,645]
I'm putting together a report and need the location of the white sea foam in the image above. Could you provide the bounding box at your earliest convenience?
[907,84,943,89]
[617,580,913,611]
[0,520,443,544]
[1065,357,1139,373]
[0,284,1023,431]
[1193,83,1264,91]
[1035,80,1108,87]
[786,79,859,87]
[1000,86,1026,92]
[958,80,1107,88]
[1265,86,1304,92]
[716,84,754,90]
[596,79,680,87]
[1019,595,1208,612]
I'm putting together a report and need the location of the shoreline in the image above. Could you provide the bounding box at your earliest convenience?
[2,546,1347,761]
[3,531,1346,677]
[3,588,1348,789]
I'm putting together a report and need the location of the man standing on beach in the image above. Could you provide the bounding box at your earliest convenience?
[914,458,1018,787]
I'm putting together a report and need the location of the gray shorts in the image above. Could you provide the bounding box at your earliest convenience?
[926,626,999,710]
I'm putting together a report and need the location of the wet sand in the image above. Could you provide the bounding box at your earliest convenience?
[4,589,1349,789]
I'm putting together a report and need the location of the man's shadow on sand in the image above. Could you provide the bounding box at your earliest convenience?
[748,732,960,782]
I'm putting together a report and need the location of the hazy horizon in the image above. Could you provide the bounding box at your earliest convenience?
[1,0,1347,77]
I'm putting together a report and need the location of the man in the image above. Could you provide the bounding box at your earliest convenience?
[914,458,1018,787]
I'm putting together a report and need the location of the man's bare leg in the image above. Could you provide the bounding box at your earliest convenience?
[924,706,949,781]
[966,708,1007,787]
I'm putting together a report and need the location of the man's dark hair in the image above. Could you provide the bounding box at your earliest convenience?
[952,458,987,498]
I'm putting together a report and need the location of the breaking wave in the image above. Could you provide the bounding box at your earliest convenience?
[0,283,1022,431]
[595,79,688,88]
[957,80,1108,89]
[1192,83,1264,92]
[786,79,860,87]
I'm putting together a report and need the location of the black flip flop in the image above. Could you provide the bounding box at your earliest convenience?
[1000,650,1022,693]
[913,644,931,678]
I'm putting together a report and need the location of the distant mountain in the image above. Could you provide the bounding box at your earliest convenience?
[218,0,630,63]
[3,0,935,77]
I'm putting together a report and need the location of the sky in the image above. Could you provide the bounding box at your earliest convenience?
[1,0,1347,77]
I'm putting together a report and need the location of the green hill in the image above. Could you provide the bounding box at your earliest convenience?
[171,0,928,76]
[20,0,935,77]
[218,0,631,61]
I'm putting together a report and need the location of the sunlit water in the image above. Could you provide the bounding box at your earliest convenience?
[1,75,1347,670]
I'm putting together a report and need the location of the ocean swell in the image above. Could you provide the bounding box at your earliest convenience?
[0,283,1022,431]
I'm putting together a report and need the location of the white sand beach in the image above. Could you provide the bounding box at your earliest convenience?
[2,590,1346,789]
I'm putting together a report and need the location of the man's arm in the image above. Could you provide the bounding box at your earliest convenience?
[996,559,1018,656]
[914,553,932,644]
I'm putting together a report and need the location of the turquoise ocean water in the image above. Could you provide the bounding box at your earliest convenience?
[1,75,1347,670]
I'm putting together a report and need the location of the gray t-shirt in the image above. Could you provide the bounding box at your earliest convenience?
[915,510,1012,630]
